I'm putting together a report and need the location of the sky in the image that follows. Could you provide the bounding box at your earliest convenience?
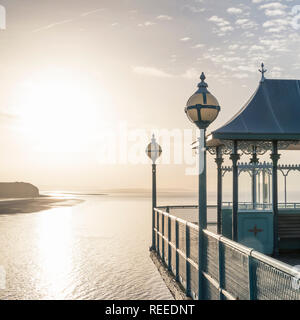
[0,0,300,195]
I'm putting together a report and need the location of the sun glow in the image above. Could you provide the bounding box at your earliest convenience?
[13,68,114,152]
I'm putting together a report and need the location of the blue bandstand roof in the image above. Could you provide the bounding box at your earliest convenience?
[211,79,300,141]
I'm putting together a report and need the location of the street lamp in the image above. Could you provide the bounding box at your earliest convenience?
[146,134,162,251]
[185,72,220,130]
[185,72,220,299]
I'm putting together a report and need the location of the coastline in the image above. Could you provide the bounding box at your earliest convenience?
[0,196,84,214]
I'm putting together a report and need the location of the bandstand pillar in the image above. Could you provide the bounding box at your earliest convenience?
[215,146,224,234]
[250,147,259,209]
[230,141,240,241]
[270,141,280,256]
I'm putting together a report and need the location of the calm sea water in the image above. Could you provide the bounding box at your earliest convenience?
[0,192,216,300]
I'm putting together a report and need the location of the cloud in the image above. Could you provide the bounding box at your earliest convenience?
[259,2,287,17]
[227,7,243,15]
[182,68,200,79]
[235,19,258,30]
[249,45,264,51]
[270,66,282,77]
[33,8,107,33]
[191,43,205,48]
[228,44,239,50]
[208,15,234,35]
[132,66,202,80]
[259,3,287,10]
[262,18,290,32]
[208,16,230,26]
[132,66,173,78]
[182,5,205,13]
[156,15,173,21]
[170,54,177,62]
[138,21,156,27]
[33,19,73,33]
[233,73,249,79]
[243,31,255,37]
[81,8,106,17]
[263,19,289,28]
[260,38,288,51]
[264,9,286,16]
[180,37,191,41]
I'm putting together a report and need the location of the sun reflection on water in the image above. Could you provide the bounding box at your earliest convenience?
[37,206,74,299]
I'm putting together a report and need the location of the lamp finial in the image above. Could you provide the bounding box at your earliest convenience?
[151,134,156,143]
[198,72,208,88]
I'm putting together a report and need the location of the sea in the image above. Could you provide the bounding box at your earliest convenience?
[0,191,218,300]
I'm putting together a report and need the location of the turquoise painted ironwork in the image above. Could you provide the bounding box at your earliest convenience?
[185,73,221,299]
[238,211,274,255]
[146,134,162,251]
[150,67,300,300]
[153,207,300,300]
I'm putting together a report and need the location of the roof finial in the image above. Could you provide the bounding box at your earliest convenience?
[198,72,208,88]
[259,63,267,82]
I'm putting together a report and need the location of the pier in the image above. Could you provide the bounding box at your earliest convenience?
[148,65,300,300]
[151,205,300,300]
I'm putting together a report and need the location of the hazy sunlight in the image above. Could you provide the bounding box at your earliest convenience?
[13,68,112,152]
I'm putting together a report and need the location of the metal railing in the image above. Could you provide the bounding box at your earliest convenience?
[158,202,300,212]
[222,202,300,210]
[153,207,300,300]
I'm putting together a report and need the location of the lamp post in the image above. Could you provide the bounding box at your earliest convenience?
[185,72,220,299]
[146,134,162,251]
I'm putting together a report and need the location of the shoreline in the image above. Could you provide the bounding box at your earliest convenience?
[0,196,84,215]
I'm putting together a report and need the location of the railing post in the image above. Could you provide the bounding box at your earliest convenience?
[157,211,160,256]
[186,223,191,296]
[152,209,156,251]
[175,219,179,281]
[168,215,171,271]
[162,213,165,262]
[248,255,256,300]
[218,239,224,300]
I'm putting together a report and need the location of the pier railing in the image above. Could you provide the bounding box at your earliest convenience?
[157,202,300,211]
[153,207,300,300]
[221,202,300,210]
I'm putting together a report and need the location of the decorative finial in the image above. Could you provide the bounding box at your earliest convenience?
[198,72,208,88]
[259,63,267,82]
[151,134,156,143]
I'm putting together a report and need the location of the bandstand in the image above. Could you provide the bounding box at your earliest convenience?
[207,66,300,255]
